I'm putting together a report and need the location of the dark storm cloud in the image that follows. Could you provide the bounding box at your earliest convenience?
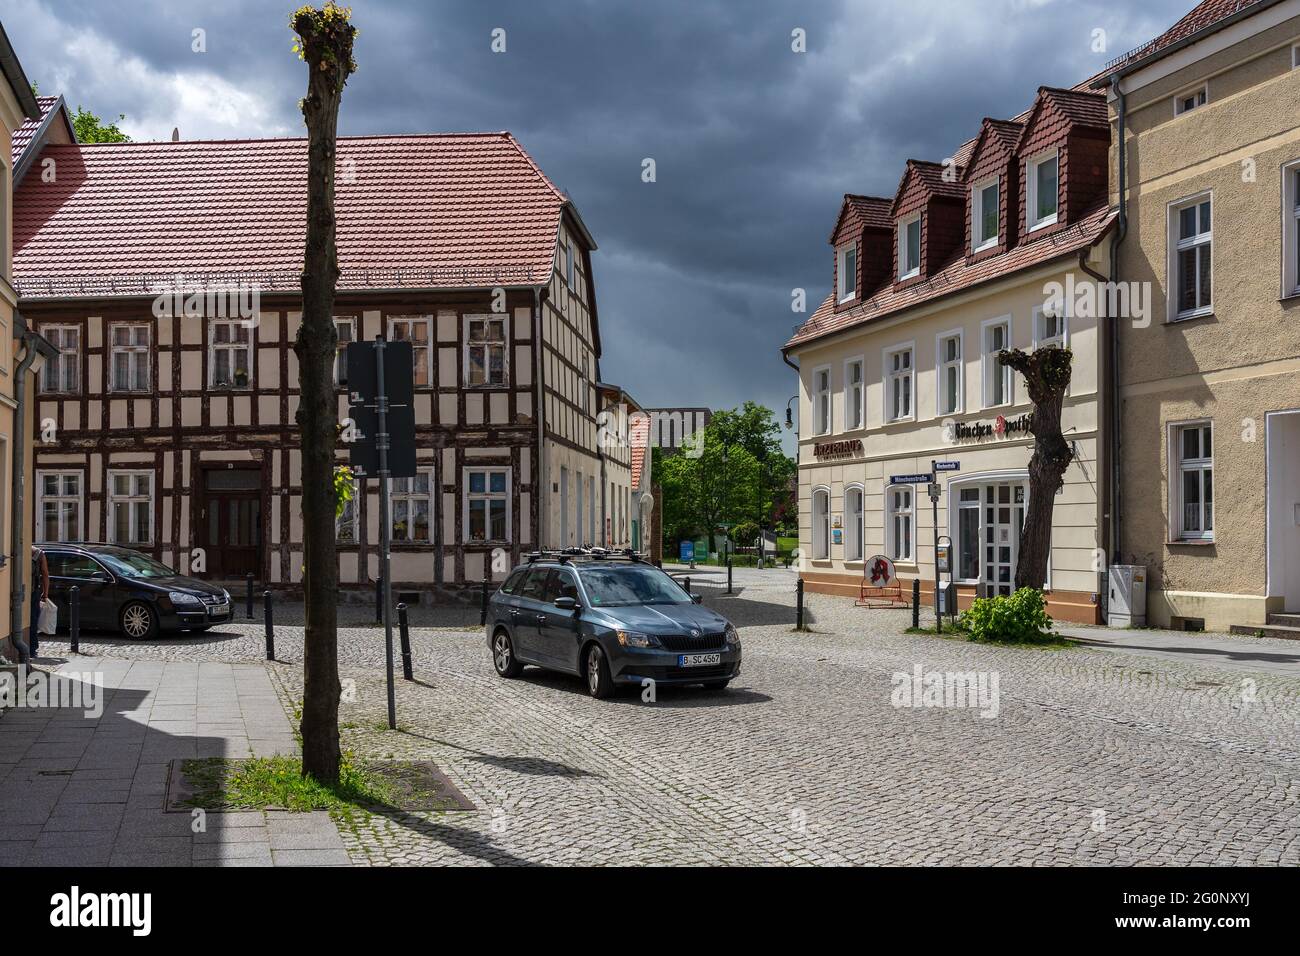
[8,0,1193,449]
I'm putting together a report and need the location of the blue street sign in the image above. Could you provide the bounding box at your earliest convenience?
[890,473,933,485]
[680,540,695,562]
[934,461,961,472]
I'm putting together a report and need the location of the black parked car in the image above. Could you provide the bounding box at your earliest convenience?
[40,543,234,640]
[486,551,742,698]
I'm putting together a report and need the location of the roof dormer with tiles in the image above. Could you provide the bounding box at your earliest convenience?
[829,193,892,311]
[1013,86,1109,245]
[962,118,1025,264]
[889,159,965,290]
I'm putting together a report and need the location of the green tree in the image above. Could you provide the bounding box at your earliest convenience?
[72,106,131,143]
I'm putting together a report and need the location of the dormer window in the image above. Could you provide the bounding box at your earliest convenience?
[972,178,999,251]
[897,215,921,280]
[837,244,857,302]
[1174,85,1208,116]
[1026,150,1059,232]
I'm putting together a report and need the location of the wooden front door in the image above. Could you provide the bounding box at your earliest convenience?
[200,466,264,580]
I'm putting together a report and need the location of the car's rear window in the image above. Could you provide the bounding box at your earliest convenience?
[577,565,689,607]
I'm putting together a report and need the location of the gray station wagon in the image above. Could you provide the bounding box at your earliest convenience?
[486,550,742,698]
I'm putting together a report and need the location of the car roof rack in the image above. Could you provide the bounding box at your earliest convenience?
[524,548,647,565]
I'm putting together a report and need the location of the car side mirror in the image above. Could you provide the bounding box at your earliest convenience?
[93,571,112,583]
[554,596,578,612]
[691,593,703,604]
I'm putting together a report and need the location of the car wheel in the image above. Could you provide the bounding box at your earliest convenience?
[585,643,614,699]
[492,629,523,678]
[120,601,159,640]
[702,680,731,691]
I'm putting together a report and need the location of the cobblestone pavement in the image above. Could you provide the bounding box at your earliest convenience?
[30,569,1300,866]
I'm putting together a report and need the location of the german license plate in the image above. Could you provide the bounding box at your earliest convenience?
[208,603,229,616]
[678,653,721,667]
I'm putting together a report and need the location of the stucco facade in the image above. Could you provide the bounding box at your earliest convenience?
[1104,0,1300,629]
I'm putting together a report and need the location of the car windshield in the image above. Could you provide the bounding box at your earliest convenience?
[95,551,178,579]
[577,565,689,607]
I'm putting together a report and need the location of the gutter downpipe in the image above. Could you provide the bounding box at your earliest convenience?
[9,330,40,656]
[1108,73,1129,568]
[534,286,549,549]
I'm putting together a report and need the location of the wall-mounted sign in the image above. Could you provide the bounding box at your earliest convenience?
[934,460,960,472]
[831,529,843,545]
[953,413,1031,442]
[832,514,843,529]
[813,439,863,459]
[890,473,933,485]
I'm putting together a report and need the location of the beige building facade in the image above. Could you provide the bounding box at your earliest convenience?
[1100,0,1300,630]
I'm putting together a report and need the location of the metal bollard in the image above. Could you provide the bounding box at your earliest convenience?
[726,558,733,595]
[263,590,275,661]
[69,586,80,655]
[683,576,691,598]
[245,573,254,619]
[479,576,490,626]
[796,577,805,631]
[375,574,383,624]
[912,579,921,629]
[397,602,413,681]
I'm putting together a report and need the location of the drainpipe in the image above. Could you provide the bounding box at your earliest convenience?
[9,330,41,654]
[1108,73,1130,566]
[533,286,549,548]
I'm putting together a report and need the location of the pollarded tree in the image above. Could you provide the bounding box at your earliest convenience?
[998,346,1073,591]
[290,2,356,786]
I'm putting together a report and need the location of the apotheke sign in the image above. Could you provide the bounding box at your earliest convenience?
[953,413,1031,442]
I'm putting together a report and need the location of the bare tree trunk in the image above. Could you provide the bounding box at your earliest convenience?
[291,4,356,785]
[998,347,1074,592]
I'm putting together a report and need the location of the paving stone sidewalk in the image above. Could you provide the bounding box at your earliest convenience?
[0,658,349,867]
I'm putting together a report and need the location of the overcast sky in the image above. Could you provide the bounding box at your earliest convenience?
[8,0,1193,452]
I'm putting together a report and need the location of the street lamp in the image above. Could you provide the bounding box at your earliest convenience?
[784,394,798,430]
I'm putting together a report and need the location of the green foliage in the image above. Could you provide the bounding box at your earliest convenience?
[181,753,392,811]
[72,106,130,143]
[333,465,355,518]
[958,587,1055,644]
[729,520,759,547]
[290,2,358,80]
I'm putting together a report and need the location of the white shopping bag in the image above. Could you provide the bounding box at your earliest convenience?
[38,597,58,635]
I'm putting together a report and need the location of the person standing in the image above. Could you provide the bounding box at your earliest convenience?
[29,546,49,658]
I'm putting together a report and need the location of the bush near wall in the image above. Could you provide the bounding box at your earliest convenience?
[958,588,1056,644]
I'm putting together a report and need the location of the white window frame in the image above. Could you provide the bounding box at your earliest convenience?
[971,176,1000,252]
[333,316,356,386]
[463,313,510,387]
[37,470,84,543]
[837,242,858,303]
[39,325,81,394]
[1173,83,1208,116]
[1170,420,1214,542]
[464,466,511,544]
[207,318,254,389]
[883,343,915,423]
[336,476,361,544]
[886,484,914,563]
[108,324,152,393]
[389,467,436,543]
[812,364,832,435]
[981,316,1013,409]
[1168,191,1213,321]
[935,329,964,417]
[811,486,830,560]
[1283,159,1300,298]
[897,214,921,280]
[844,356,865,431]
[389,315,433,387]
[1032,301,1069,350]
[844,484,865,562]
[107,470,154,546]
[1025,149,1059,233]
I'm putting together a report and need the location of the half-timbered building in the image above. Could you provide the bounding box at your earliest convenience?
[13,130,638,597]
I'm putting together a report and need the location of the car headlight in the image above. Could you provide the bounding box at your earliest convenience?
[616,630,653,648]
[725,624,740,645]
[169,591,201,606]
[221,589,231,602]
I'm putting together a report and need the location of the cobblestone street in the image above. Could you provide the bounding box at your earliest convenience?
[24,568,1300,866]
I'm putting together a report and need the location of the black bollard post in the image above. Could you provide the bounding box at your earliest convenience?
[69,586,80,655]
[912,579,921,629]
[397,602,413,681]
[245,573,254,620]
[263,590,275,661]
[683,576,691,598]
[726,558,733,595]
[796,577,805,631]
[375,574,383,624]
[479,576,489,626]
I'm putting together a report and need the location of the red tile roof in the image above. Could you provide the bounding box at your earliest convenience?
[785,204,1116,350]
[11,94,60,167]
[629,414,650,491]
[845,194,893,231]
[1102,0,1270,75]
[13,132,578,298]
